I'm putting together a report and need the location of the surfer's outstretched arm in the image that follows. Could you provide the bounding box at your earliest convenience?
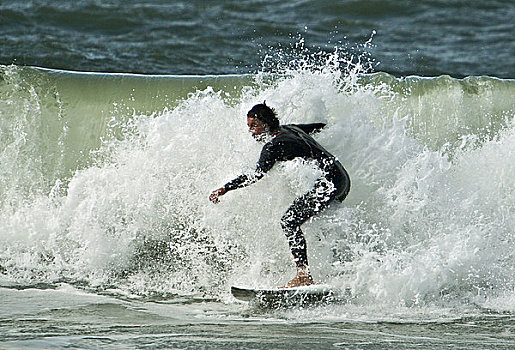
[209,172,264,204]
[209,141,277,203]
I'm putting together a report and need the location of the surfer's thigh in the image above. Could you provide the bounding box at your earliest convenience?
[281,181,334,229]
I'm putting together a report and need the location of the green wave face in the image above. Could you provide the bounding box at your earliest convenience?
[1,64,514,305]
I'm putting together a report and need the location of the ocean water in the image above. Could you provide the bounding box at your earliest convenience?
[1,0,514,77]
[1,1,515,349]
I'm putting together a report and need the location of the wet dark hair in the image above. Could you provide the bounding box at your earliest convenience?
[247,102,280,131]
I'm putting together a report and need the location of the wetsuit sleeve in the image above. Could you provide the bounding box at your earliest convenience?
[295,123,326,134]
[223,142,278,191]
[223,173,254,191]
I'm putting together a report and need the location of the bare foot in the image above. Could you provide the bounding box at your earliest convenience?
[280,266,314,288]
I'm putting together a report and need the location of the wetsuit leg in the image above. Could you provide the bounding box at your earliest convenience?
[280,180,336,267]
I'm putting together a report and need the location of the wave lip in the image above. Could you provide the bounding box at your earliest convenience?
[0,63,514,311]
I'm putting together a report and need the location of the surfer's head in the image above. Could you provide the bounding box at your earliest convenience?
[247,102,280,132]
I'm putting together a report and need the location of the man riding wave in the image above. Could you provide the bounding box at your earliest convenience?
[210,103,350,288]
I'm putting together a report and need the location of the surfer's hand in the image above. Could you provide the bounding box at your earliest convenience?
[209,187,226,204]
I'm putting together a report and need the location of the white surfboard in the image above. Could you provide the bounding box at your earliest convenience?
[231,284,338,306]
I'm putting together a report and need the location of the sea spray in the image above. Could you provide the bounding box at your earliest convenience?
[0,55,514,310]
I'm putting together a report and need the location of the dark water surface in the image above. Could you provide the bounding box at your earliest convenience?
[1,0,514,77]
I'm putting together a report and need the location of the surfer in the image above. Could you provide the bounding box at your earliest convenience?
[210,103,350,288]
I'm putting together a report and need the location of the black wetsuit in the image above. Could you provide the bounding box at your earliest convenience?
[223,124,350,267]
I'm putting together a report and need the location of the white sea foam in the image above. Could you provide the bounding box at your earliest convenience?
[0,60,513,314]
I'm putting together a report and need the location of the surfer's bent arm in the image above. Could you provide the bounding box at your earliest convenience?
[295,123,326,134]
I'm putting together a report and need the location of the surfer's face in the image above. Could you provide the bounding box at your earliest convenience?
[247,116,269,140]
